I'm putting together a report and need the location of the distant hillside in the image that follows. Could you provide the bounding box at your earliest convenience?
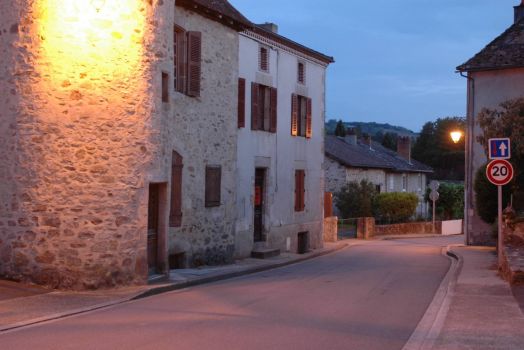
[325,120,418,139]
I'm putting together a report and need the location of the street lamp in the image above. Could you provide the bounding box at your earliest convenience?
[450,130,463,144]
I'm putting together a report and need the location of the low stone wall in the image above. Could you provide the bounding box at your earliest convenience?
[375,221,442,236]
[323,217,338,243]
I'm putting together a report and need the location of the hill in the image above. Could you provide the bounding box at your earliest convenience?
[325,120,418,139]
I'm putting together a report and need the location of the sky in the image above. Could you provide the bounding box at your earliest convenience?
[229,0,519,132]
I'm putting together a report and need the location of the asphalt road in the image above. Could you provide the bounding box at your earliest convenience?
[0,239,451,350]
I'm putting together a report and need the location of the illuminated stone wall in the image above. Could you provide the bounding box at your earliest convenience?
[0,0,160,289]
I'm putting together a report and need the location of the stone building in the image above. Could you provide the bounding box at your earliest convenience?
[457,1,524,245]
[235,24,334,257]
[325,135,433,218]
[0,0,249,289]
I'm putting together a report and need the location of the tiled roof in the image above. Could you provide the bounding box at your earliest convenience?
[325,136,433,174]
[177,0,252,30]
[457,19,524,72]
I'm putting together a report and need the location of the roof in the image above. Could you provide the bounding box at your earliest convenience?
[325,136,433,174]
[176,0,252,31]
[249,25,335,65]
[457,19,524,72]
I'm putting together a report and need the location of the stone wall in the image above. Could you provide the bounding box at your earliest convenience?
[0,0,160,289]
[375,221,442,236]
[323,217,338,243]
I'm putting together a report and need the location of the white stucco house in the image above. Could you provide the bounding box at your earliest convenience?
[325,135,433,218]
[235,23,334,257]
[457,1,524,245]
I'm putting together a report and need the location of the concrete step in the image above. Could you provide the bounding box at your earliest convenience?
[251,248,280,259]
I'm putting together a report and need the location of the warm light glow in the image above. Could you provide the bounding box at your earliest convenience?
[35,0,146,87]
[450,131,463,144]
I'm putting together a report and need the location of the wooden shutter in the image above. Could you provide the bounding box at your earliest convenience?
[186,31,201,97]
[269,87,277,133]
[251,83,259,131]
[205,166,221,207]
[291,94,298,136]
[306,98,312,139]
[260,47,268,71]
[174,26,187,93]
[238,78,246,128]
[295,170,305,212]
[300,171,305,211]
[169,152,183,227]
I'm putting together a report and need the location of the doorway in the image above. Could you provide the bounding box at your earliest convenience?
[254,168,266,242]
[148,183,164,275]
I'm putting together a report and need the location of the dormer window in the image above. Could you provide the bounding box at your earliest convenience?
[297,61,305,84]
[259,46,269,72]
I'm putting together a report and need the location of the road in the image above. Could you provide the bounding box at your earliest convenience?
[0,238,453,350]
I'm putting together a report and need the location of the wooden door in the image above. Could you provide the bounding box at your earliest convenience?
[254,169,266,242]
[148,184,160,275]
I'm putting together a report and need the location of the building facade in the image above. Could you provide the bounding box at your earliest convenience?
[235,25,334,257]
[457,2,524,245]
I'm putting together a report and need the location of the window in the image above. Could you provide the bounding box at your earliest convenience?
[251,83,277,133]
[162,72,169,103]
[238,78,246,128]
[402,175,408,192]
[173,25,201,97]
[170,151,183,227]
[205,166,221,207]
[297,61,305,84]
[375,185,381,193]
[259,46,269,72]
[291,94,312,138]
[295,170,305,212]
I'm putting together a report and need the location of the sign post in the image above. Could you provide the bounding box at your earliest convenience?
[486,159,514,266]
[429,181,440,234]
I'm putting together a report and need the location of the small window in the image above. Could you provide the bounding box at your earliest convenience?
[162,72,169,103]
[297,62,305,84]
[173,25,201,97]
[251,83,277,133]
[375,185,381,193]
[295,170,305,212]
[291,94,312,138]
[174,25,186,93]
[205,166,221,207]
[402,175,408,192]
[259,46,269,72]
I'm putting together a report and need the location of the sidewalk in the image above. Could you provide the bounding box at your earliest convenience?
[0,241,349,332]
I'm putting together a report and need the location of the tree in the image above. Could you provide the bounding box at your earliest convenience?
[477,98,524,214]
[381,132,398,151]
[412,117,465,180]
[334,120,347,137]
[334,180,377,218]
[474,164,512,224]
[426,183,464,220]
[374,192,419,223]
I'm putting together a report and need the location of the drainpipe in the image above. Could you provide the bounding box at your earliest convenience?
[458,71,475,245]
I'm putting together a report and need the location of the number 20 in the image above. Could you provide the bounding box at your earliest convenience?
[493,166,508,177]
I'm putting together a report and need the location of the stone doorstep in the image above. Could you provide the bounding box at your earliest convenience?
[251,248,281,259]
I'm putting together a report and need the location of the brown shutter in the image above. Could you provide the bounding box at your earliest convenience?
[306,98,312,139]
[295,170,300,212]
[295,170,305,212]
[169,152,183,227]
[238,78,246,128]
[269,87,277,133]
[174,27,187,93]
[301,170,306,211]
[205,166,221,207]
[291,94,298,136]
[186,31,201,97]
[251,82,259,131]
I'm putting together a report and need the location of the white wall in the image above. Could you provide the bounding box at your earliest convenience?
[236,32,329,256]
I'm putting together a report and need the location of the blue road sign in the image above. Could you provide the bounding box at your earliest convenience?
[489,138,511,160]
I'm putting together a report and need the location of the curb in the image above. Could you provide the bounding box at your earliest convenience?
[402,244,464,350]
[0,242,350,333]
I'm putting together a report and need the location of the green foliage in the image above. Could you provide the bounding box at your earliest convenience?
[334,120,347,137]
[381,132,398,151]
[477,98,524,214]
[426,183,464,220]
[375,192,419,223]
[334,180,377,219]
[412,117,465,180]
[474,164,511,224]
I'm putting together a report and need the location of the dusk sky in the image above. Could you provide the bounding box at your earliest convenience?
[229,0,519,132]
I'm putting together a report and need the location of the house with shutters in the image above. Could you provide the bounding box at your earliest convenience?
[325,135,433,218]
[235,23,334,257]
[456,1,524,245]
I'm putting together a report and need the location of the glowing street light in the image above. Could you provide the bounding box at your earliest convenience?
[450,131,463,144]
[90,0,107,12]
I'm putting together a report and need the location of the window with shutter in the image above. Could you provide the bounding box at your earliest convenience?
[269,87,277,133]
[252,83,276,132]
[306,97,312,138]
[295,170,305,212]
[187,31,202,97]
[291,94,298,136]
[170,151,183,227]
[297,62,305,84]
[259,46,269,72]
[205,166,221,207]
[238,78,246,128]
[292,94,312,139]
[251,82,259,131]
[174,25,187,93]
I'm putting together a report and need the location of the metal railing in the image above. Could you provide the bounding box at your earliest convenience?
[337,218,358,239]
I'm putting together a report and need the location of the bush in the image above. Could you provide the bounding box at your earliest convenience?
[335,180,377,218]
[425,182,464,220]
[375,192,419,223]
[474,163,511,224]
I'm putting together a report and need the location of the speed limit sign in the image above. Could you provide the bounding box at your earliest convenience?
[486,159,514,186]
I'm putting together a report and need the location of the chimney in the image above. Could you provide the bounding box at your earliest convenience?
[397,136,412,164]
[363,134,372,150]
[344,128,357,145]
[515,1,524,23]
[258,22,279,34]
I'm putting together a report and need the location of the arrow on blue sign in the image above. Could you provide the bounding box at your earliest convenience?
[489,138,511,160]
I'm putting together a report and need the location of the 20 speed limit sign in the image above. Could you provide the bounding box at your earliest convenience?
[486,159,514,186]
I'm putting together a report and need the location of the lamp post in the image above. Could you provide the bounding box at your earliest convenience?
[450,130,463,144]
